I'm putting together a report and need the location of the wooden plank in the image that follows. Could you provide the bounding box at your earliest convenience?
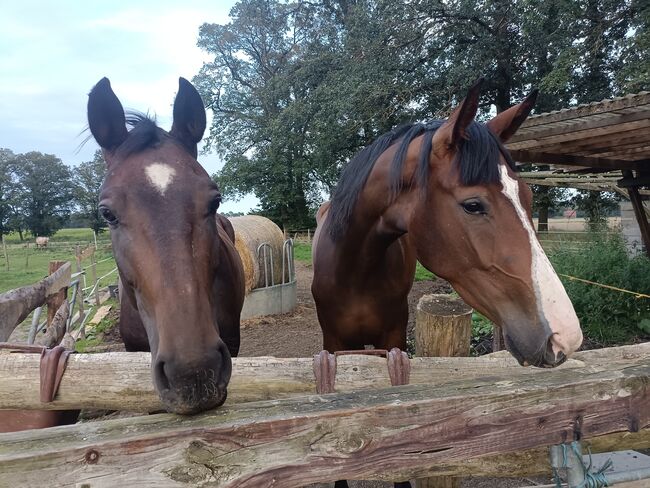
[89,305,112,325]
[415,295,472,488]
[0,353,648,487]
[518,93,650,130]
[0,343,647,412]
[510,109,650,146]
[508,118,650,151]
[510,150,647,171]
[0,262,71,341]
[513,126,650,154]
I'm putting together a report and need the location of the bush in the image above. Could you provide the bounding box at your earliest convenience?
[550,233,650,345]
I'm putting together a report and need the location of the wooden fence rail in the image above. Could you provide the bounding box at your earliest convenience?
[0,343,647,412]
[0,262,71,341]
[0,344,648,487]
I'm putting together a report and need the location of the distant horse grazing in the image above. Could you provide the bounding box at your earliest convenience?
[88,77,245,414]
[35,237,49,248]
[312,80,583,487]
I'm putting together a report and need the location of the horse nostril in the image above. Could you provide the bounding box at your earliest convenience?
[154,360,171,391]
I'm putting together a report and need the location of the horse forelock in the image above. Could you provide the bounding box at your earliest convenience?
[327,120,517,240]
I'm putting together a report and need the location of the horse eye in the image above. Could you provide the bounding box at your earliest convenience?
[208,195,221,215]
[99,206,118,225]
[461,199,486,215]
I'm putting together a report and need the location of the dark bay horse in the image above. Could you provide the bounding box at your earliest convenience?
[312,80,583,487]
[88,77,245,414]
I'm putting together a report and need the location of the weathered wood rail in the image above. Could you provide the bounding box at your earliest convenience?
[0,344,649,487]
[0,346,648,487]
[0,343,647,411]
[0,262,71,341]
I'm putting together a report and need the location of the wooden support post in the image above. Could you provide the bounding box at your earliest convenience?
[46,261,68,328]
[415,294,472,488]
[623,170,650,257]
[2,235,8,270]
[90,254,100,307]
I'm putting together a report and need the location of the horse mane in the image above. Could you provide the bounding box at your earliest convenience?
[115,112,168,159]
[327,120,516,240]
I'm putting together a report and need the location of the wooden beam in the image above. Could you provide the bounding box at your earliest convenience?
[0,344,647,412]
[0,351,648,487]
[518,93,650,129]
[513,126,650,155]
[624,170,650,257]
[510,150,646,171]
[0,262,71,341]
[509,109,650,146]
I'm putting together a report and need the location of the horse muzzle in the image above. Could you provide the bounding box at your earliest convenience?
[152,340,232,414]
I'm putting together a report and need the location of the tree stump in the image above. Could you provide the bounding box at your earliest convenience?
[415,294,472,488]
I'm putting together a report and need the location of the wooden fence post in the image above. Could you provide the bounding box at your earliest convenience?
[2,235,8,270]
[74,246,86,338]
[45,261,68,328]
[415,294,472,488]
[90,254,100,307]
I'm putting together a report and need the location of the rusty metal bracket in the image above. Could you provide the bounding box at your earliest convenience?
[40,345,72,403]
[0,342,72,403]
[313,348,411,394]
[387,347,411,386]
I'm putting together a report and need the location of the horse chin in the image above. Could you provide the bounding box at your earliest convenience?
[159,388,228,415]
[503,332,567,369]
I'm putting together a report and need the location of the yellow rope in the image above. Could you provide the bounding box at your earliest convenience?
[558,274,650,300]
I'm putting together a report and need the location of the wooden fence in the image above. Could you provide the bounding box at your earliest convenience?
[0,343,648,486]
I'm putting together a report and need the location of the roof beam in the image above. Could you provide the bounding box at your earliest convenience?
[510,150,647,171]
[519,93,650,129]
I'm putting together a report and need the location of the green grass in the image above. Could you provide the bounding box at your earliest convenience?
[293,242,436,281]
[75,298,119,352]
[0,228,116,293]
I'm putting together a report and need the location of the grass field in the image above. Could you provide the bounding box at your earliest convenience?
[293,242,435,281]
[0,229,116,293]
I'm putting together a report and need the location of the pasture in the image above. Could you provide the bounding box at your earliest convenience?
[0,229,115,294]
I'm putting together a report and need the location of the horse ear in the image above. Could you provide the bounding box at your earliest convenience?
[170,77,206,154]
[434,78,484,149]
[487,89,538,142]
[87,78,128,153]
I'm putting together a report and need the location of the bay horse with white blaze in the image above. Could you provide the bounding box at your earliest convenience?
[88,77,244,414]
[312,80,583,487]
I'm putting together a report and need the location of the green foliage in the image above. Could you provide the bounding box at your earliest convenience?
[571,190,620,230]
[75,299,119,353]
[12,152,74,237]
[414,263,435,282]
[550,233,650,344]
[293,242,312,263]
[194,0,640,229]
[0,148,22,238]
[73,150,107,234]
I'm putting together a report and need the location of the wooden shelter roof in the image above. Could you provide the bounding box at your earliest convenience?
[507,91,650,173]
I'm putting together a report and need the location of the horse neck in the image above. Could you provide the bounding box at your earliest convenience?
[331,136,423,265]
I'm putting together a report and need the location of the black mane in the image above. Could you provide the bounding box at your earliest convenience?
[327,120,516,240]
[115,112,167,159]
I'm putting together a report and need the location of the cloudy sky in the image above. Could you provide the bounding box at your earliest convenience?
[0,0,259,212]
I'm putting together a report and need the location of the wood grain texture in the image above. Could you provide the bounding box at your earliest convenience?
[1,344,648,412]
[0,261,71,341]
[0,352,648,487]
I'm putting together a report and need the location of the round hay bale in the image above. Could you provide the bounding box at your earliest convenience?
[229,216,286,293]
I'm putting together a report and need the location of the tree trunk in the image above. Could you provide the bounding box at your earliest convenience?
[538,202,549,232]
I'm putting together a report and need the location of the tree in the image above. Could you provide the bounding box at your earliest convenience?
[13,152,74,237]
[73,150,107,234]
[572,190,620,230]
[0,149,20,239]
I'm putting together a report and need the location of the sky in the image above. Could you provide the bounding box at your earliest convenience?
[0,0,259,213]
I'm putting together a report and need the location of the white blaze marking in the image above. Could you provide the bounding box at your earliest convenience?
[499,165,583,358]
[145,163,176,195]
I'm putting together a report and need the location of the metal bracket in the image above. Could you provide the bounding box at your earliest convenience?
[313,348,411,394]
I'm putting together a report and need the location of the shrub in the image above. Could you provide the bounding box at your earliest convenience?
[550,233,650,345]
